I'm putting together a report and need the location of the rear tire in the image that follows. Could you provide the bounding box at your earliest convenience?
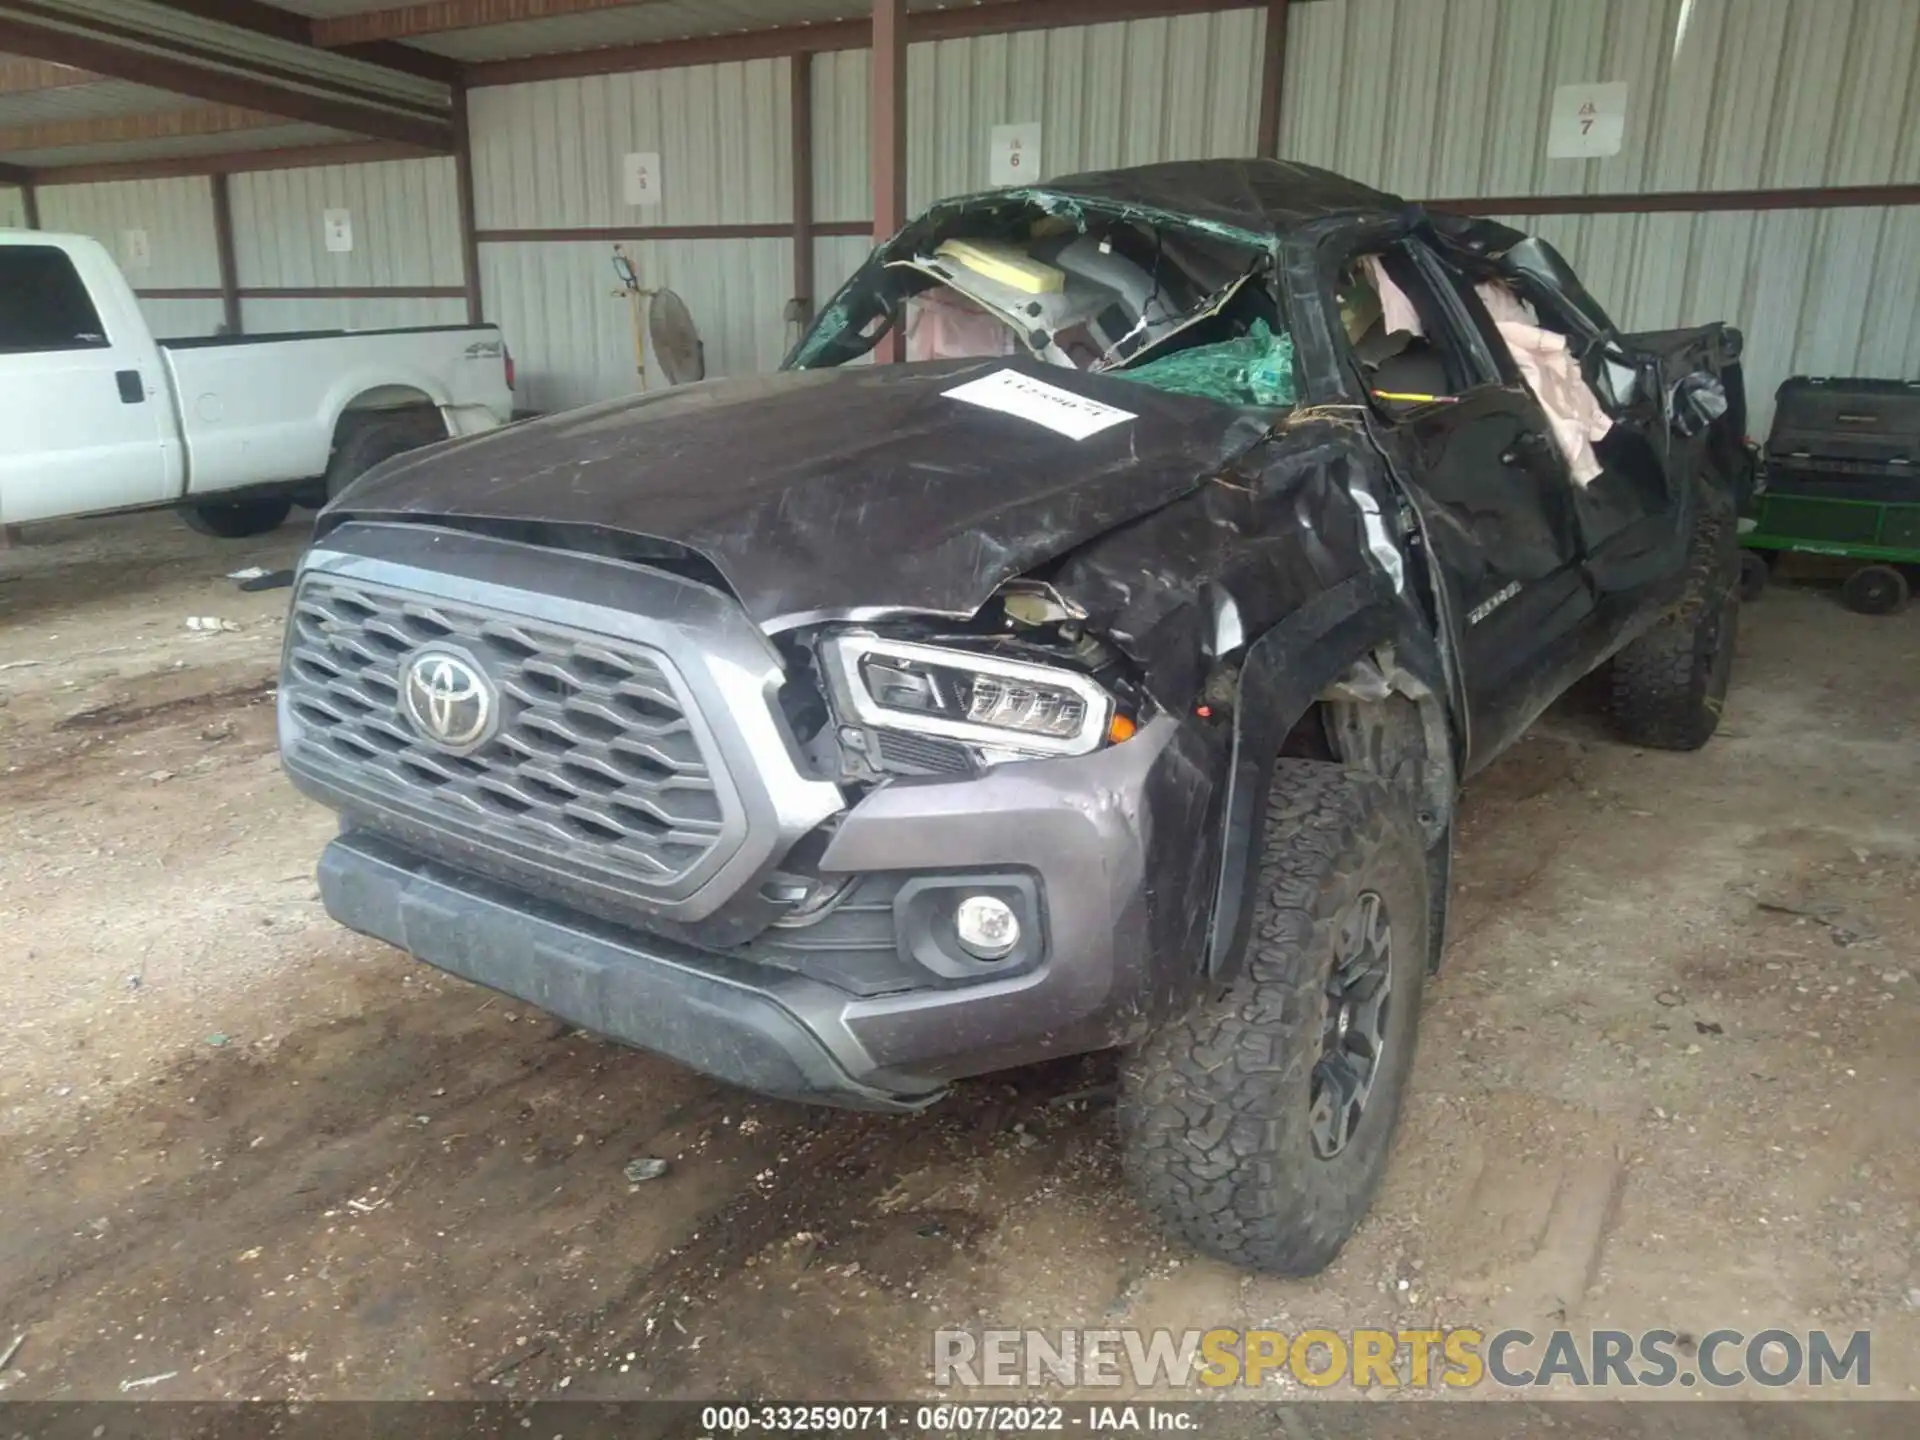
[179,496,293,539]
[1609,499,1738,752]
[325,412,444,504]
[1841,565,1908,616]
[1738,549,1770,603]
[1119,761,1429,1276]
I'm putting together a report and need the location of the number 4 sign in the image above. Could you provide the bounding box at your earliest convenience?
[1547,82,1628,159]
[990,123,1042,187]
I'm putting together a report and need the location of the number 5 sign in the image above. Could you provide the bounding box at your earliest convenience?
[990,122,1042,187]
[1547,82,1628,159]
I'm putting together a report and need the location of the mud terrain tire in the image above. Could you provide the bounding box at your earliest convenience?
[1609,501,1738,752]
[1119,761,1429,1276]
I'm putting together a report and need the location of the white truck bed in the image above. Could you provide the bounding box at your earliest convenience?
[0,230,514,530]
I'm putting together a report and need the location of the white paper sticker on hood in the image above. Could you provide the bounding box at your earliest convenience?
[942,369,1136,441]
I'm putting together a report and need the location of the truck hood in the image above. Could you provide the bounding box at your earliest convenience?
[325,358,1270,629]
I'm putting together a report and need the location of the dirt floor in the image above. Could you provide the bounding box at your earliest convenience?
[1,512,1915,1406]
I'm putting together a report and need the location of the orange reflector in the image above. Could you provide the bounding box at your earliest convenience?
[1108,713,1138,744]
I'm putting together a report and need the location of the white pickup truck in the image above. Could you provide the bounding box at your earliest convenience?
[0,230,514,537]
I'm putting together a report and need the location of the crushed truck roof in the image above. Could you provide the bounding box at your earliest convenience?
[947,158,1406,241]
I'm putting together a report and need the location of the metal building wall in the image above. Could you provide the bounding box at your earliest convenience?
[0,185,25,229]
[1491,205,1920,436]
[463,13,1273,405]
[34,176,226,337]
[458,0,1913,419]
[467,58,791,411]
[809,10,1270,301]
[230,156,466,334]
[1283,0,1920,198]
[1280,0,1920,431]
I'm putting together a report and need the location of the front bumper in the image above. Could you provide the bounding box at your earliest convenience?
[318,711,1217,1109]
[319,829,941,1111]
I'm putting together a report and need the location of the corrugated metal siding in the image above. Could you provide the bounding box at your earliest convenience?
[0,186,25,229]
[1280,0,1920,197]
[905,11,1266,210]
[469,59,793,406]
[811,11,1267,220]
[469,61,790,228]
[480,238,792,413]
[141,297,228,339]
[811,47,868,225]
[239,296,469,335]
[460,1,1915,414]
[1488,205,1920,436]
[812,232,875,312]
[35,177,220,288]
[231,157,464,289]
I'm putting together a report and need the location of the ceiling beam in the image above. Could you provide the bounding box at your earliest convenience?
[3,2,449,113]
[0,56,99,92]
[314,0,682,47]
[468,17,865,86]
[0,13,453,149]
[33,138,437,184]
[0,102,280,154]
[142,0,462,84]
[467,0,1258,87]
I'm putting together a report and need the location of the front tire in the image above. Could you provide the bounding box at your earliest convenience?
[1609,499,1738,751]
[179,496,293,539]
[1119,761,1429,1276]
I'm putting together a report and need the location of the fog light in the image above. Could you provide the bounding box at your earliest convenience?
[954,894,1020,960]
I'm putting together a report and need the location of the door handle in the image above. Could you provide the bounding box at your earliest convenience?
[115,369,144,404]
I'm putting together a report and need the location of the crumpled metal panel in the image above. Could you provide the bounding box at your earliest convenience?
[321,354,1272,632]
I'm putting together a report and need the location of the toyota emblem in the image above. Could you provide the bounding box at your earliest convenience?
[399,649,496,752]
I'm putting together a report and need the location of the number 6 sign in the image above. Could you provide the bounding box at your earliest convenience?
[990,122,1042,187]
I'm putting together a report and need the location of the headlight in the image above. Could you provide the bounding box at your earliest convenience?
[820,633,1117,759]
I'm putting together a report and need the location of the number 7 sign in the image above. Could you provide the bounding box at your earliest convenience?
[1548,82,1628,158]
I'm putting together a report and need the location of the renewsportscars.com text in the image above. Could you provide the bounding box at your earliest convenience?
[932,1327,1871,1390]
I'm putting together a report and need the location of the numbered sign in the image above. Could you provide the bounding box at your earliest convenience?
[1547,82,1628,159]
[989,123,1042,187]
[323,208,353,253]
[623,151,662,207]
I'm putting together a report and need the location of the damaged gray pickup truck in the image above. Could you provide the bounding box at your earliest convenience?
[280,160,1749,1275]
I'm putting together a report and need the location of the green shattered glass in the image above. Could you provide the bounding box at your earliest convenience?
[1110,321,1296,408]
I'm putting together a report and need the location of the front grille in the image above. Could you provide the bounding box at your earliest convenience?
[283,574,738,898]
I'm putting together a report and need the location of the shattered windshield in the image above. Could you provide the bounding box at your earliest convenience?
[788,194,1296,410]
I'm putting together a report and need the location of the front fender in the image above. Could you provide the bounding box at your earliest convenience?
[1203,570,1401,973]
